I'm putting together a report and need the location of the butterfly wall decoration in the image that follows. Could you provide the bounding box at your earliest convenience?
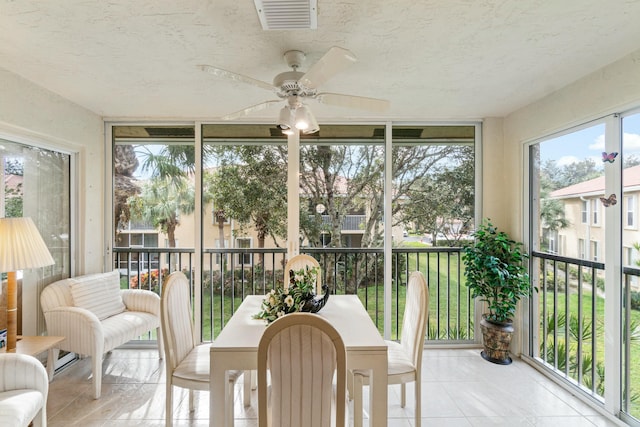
[600,194,617,207]
[602,152,618,163]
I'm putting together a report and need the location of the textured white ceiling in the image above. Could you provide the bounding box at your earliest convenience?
[1,0,639,122]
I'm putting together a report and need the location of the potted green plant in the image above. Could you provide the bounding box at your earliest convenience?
[462,219,532,364]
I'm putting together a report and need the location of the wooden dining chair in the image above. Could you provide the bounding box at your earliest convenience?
[351,271,429,427]
[160,271,243,427]
[257,312,347,427]
[284,254,322,294]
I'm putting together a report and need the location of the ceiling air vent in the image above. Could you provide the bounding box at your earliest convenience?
[253,0,317,30]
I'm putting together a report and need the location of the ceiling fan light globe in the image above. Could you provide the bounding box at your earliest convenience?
[277,106,293,130]
[295,105,312,130]
[305,109,319,134]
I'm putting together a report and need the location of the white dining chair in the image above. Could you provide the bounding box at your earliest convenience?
[352,271,429,427]
[258,312,347,427]
[284,254,322,294]
[160,271,243,427]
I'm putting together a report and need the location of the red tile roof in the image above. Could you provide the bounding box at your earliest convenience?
[4,174,22,192]
[550,164,640,198]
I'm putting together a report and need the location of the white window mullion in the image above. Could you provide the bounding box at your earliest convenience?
[287,131,300,257]
[384,122,392,340]
[604,114,622,415]
[194,122,203,342]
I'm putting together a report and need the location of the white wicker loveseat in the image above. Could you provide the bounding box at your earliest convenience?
[0,353,49,427]
[40,270,163,398]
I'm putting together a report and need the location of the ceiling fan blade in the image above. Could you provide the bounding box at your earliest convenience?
[299,46,357,89]
[221,100,282,120]
[316,93,390,112]
[200,65,275,92]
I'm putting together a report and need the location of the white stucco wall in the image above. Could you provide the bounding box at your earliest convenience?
[0,67,104,275]
[480,117,505,225]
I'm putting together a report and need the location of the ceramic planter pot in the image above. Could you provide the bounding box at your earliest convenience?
[479,314,514,365]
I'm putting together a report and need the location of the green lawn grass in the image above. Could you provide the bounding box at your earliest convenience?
[202,248,474,341]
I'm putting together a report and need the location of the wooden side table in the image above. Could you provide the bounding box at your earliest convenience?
[0,335,65,381]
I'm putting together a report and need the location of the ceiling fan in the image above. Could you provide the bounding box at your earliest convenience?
[200,46,390,134]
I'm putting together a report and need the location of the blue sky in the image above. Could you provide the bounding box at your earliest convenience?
[540,113,640,167]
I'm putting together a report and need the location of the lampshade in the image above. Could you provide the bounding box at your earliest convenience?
[277,106,293,133]
[0,217,54,351]
[0,217,55,271]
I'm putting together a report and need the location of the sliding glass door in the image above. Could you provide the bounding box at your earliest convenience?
[529,111,640,424]
[1,138,71,336]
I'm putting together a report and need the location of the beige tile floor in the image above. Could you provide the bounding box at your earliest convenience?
[45,347,626,426]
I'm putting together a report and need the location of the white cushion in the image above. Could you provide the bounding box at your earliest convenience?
[69,270,126,320]
[173,344,211,383]
[0,389,43,427]
[101,311,158,351]
[385,340,415,375]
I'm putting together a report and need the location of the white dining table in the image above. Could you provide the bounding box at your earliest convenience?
[209,294,388,427]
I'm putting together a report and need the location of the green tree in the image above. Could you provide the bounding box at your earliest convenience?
[118,141,203,241]
[5,159,23,175]
[538,158,577,251]
[114,145,141,232]
[299,144,373,247]
[556,158,601,188]
[205,145,288,250]
[128,176,195,247]
[540,198,569,232]
[624,154,640,168]
[4,195,22,217]
[401,145,474,242]
[203,139,472,256]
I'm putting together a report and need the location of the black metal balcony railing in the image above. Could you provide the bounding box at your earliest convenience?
[531,251,605,401]
[527,251,640,421]
[113,246,473,343]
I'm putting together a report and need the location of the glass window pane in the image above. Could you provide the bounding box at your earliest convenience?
[112,125,195,280]
[299,125,385,251]
[1,140,70,279]
[392,125,476,246]
[202,124,287,252]
[1,138,71,335]
[530,121,607,400]
[622,111,640,419]
[534,123,606,258]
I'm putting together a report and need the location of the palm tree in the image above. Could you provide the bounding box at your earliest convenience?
[128,176,195,247]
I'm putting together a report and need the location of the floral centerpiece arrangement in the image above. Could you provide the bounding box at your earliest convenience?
[254,266,329,324]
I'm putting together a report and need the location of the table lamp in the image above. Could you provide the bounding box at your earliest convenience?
[0,217,54,351]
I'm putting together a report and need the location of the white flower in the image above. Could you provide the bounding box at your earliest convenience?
[284,295,294,308]
[269,295,277,306]
[277,311,285,318]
